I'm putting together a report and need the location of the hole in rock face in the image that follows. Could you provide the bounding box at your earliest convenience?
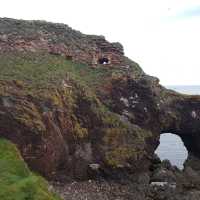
[66,55,72,60]
[155,133,188,170]
[98,57,109,65]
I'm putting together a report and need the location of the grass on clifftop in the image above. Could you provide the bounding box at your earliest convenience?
[0,52,141,92]
[0,138,61,200]
[0,52,118,90]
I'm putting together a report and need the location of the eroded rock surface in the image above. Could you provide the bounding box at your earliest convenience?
[0,18,124,66]
[0,18,200,199]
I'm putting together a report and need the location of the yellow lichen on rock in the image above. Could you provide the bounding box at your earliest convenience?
[105,147,136,168]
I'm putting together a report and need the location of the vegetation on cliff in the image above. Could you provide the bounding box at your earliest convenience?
[0,138,61,200]
[0,51,149,179]
[0,52,142,91]
[1,18,200,200]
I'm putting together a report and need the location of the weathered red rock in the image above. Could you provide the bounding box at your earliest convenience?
[0,18,200,182]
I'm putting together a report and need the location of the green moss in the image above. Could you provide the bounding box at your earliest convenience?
[49,91,64,107]
[102,127,136,167]
[103,128,125,145]
[0,52,109,90]
[14,102,46,134]
[105,147,136,167]
[101,123,150,168]
[73,122,88,139]
[0,52,140,94]
[0,138,61,200]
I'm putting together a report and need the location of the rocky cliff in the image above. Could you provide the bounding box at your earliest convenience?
[0,18,200,199]
[0,18,124,66]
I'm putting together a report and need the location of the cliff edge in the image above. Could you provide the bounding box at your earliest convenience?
[0,18,200,199]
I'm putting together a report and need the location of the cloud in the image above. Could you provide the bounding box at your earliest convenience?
[175,5,200,19]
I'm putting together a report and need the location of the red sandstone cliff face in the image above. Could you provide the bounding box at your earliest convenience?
[0,18,200,181]
[0,18,124,66]
[0,79,149,180]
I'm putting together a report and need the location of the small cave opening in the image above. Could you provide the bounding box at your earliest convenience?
[66,55,73,60]
[155,133,188,170]
[98,57,110,65]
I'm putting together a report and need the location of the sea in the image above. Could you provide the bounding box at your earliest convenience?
[155,85,200,170]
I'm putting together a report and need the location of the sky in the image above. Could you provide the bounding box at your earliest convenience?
[0,0,200,85]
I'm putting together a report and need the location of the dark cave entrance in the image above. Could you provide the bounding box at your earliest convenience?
[66,55,73,60]
[155,133,188,170]
[98,57,110,65]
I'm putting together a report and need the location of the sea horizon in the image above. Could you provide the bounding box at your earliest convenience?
[165,85,200,95]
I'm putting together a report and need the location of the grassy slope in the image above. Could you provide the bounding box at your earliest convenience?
[0,138,61,200]
[0,52,141,91]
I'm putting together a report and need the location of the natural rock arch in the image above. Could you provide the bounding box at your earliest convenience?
[108,75,200,174]
[157,96,200,172]
[155,133,188,169]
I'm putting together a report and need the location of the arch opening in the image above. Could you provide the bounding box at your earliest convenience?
[155,133,188,170]
[98,57,110,65]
